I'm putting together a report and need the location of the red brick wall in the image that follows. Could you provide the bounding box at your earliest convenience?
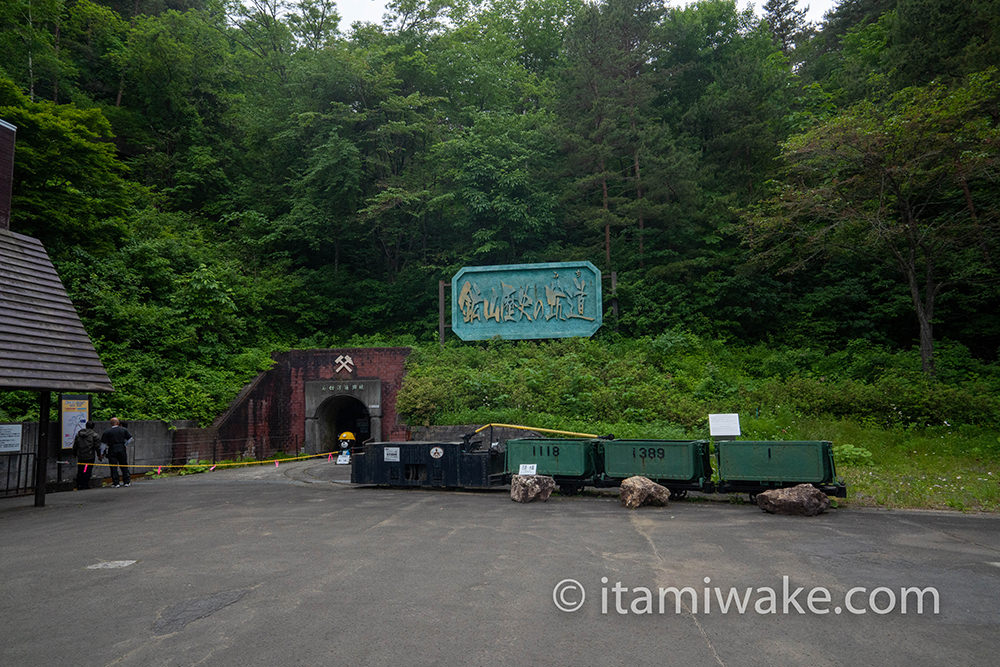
[172,426,218,464]
[210,348,411,460]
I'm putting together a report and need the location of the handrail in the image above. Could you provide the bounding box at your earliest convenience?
[472,423,598,438]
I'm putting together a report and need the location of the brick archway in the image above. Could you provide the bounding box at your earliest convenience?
[203,348,410,461]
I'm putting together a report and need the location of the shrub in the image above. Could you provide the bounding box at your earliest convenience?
[833,443,874,466]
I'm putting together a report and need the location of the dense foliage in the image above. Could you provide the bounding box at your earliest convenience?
[1,0,998,424]
[396,335,1000,429]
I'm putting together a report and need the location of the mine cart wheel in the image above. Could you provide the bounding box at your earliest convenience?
[668,489,687,500]
[559,483,583,496]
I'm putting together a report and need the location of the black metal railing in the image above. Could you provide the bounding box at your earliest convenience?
[1,452,35,497]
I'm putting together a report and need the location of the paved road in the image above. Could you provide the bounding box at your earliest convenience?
[2,460,998,666]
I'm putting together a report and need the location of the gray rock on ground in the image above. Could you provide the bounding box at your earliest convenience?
[756,484,831,516]
[619,476,671,509]
[510,474,556,503]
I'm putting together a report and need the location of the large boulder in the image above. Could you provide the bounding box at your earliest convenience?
[510,474,556,503]
[619,476,671,509]
[756,484,831,516]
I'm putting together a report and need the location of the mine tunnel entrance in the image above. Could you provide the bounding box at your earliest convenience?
[317,395,370,453]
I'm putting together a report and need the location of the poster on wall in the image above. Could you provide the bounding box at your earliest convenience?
[0,424,21,452]
[60,395,90,451]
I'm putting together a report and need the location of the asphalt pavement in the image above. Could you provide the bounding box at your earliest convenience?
[1,460,998,666]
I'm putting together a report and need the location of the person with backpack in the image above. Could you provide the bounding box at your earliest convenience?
[100,417,133,488]
[72,421,100,490]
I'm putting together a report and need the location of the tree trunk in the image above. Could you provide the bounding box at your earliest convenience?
[601,158,610,270]
[633,147,644,267]
[901,249,937,376]
[955,160,992,266]
[27,1,35,102]
[918,314,935,376]
[53,22,60,103]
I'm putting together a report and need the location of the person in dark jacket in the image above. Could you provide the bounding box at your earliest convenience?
[100,417,132,488]
[72,421,100,490]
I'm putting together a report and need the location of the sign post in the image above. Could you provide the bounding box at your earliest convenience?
[34,392,51,507]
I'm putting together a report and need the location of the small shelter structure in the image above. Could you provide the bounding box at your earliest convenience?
[0,119,113,506]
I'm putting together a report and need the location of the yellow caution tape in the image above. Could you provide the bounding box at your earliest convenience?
[75,424,598,472]
[74,451,337,470]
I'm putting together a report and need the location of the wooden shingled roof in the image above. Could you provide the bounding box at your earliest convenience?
[0,228,114,392]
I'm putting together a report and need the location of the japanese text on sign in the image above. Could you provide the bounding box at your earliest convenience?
[451,262,602,341]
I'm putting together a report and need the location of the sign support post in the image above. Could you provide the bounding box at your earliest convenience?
[439,280,448,345]
[33,391,51,507]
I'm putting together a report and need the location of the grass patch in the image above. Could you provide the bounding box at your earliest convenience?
[741,414,1000,511]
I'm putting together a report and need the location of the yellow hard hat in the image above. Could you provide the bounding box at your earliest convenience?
[338,432,356,441]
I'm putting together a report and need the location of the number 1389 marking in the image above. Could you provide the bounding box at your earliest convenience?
[633,447,665,459]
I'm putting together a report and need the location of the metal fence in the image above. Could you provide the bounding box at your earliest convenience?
[1,452,35,497]
[0,432,307,496]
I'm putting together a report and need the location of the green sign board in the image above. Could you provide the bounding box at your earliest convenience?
[451,261,602,341]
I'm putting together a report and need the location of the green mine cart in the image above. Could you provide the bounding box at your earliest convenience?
[504,438,602,494]
[714,440,847,498]
[601,439,714,497]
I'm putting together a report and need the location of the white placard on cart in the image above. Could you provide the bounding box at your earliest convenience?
[384,447,400,462]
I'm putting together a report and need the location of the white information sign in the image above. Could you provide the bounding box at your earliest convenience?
[709,413,741,437]
[0,424,22,452]
[518,463,537,476]
[336,453,351,465]
[384,447,400,462]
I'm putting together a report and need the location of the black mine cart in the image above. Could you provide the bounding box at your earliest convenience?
[351,441,508,489]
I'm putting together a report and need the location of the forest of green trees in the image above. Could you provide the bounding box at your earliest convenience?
[1,0,998,425]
